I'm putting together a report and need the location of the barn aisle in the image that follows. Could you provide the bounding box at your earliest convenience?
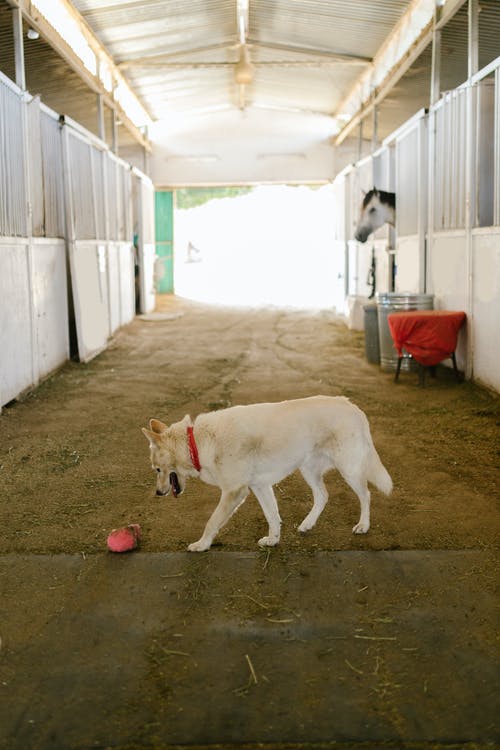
[0,296,498,749]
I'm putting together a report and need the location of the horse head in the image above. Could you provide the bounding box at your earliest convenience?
[354,188,396,243]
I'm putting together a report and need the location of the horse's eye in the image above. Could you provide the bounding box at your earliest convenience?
[156,467,161,473]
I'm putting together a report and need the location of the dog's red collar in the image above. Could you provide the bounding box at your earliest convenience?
[187,426,201,472]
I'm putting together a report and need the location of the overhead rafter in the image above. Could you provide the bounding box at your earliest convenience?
[249,40,371,65]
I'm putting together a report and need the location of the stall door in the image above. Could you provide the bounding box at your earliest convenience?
[155,190,174,293]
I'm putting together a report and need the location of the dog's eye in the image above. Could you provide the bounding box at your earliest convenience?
[156,467,161,473]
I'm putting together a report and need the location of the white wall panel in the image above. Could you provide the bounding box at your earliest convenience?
[395,235,421,293]
[68,242,109,363]
[31,240,69,379]
[472,231,500,392]
[429,233,468,310]
[0,242,33,405]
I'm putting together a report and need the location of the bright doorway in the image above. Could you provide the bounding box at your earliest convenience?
[173,185,343,309]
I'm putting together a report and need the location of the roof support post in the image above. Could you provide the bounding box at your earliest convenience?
[372,104,378,151]
[97,93,105,142]
[468,0,479,79]
[141,125,149,175]
[430,3,441,105]
[12,5,26,90]
[111,109,118,155]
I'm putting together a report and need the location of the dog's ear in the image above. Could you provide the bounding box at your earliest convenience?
[149,418,167,434]
[142,427,163,446]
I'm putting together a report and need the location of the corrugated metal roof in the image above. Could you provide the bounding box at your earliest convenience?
[0,0,499,161]
[70,0,411,120]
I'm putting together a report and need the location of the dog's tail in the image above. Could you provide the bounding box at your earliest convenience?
[367,446,393,495]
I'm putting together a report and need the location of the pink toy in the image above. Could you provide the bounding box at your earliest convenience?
[107,524,141,553]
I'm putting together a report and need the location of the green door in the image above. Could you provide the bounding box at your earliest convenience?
[155,190,174,293]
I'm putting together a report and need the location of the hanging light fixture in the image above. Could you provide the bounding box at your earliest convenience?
[234,44,254,85]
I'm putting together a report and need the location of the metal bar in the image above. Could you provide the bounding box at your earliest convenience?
[464,84,476,379]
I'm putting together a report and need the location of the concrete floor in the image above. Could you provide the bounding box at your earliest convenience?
[0,550,498,749]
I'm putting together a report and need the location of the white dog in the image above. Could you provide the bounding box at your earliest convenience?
[142,395,392,552]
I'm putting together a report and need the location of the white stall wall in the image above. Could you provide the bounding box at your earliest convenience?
[0,67,156,408]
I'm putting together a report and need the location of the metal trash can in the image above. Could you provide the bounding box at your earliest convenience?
[363,304,380,364]
[376,292,434,372]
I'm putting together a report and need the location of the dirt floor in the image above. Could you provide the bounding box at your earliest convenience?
[0,295,499,750]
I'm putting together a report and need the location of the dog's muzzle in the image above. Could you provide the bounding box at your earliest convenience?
[169,471,181,498]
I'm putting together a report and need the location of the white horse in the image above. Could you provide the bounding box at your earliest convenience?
[354,188,396,243]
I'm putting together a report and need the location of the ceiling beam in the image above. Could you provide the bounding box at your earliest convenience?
[117,40,371,71]
[117,60,369,71]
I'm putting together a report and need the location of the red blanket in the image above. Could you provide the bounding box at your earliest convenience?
[387,310,466,366]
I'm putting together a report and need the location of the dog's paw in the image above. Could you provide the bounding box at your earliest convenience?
[258,535,279,547]
[352,521,369,534]
[298,521,312,533]
[187,539,211,552]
